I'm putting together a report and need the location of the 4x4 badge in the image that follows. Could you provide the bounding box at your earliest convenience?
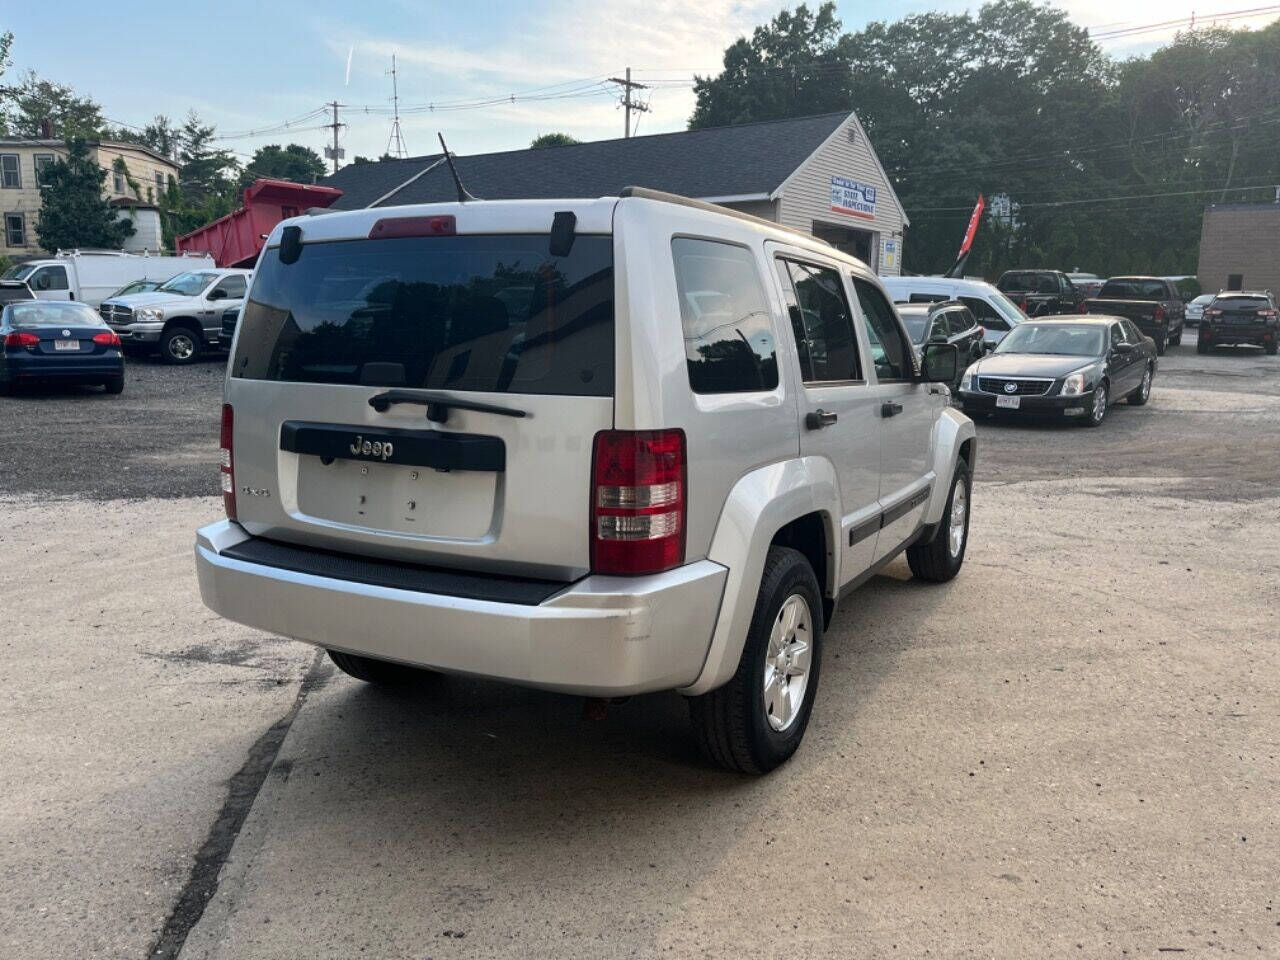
[349,435,394,461]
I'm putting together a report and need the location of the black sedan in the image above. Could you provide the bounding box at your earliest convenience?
[957,316,1156,427]
[1,300,126,395]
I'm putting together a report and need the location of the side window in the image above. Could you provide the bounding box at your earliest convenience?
[672,237,778,394]
[216,275,247,300]
[3,213,24,246]
[953,307,977,333]
[1109,323,1126,348]
[33,154,55,185]
[959,296,1008,331]
[776,259,861,383]
[31,266,69,291]
[1122,320,1143,344]
[852,277,911,380]
[908,292,948,303]
[1060,274,1073,296]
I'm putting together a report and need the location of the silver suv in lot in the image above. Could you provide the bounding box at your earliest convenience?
[196,188,976,773]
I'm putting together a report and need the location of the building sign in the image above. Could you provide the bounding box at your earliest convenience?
[830,176,876,221]
[881,236,898,271]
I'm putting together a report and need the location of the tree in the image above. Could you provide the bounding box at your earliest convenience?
[689,3,857,129]
[175,112,239,204]
[34,138,133,251]
[2,70,105,138]
[243,143,325,184]
[530,132,580,148]
[107,115,181,160]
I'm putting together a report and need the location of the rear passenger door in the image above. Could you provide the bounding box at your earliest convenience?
[1109,322,1141,394]
[851,277,938,560]
[772,251,883,582]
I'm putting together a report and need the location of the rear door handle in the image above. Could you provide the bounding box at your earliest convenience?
[881,401,904,418]
[805,409,838,430]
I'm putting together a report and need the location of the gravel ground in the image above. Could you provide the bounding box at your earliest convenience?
[1,340,1278,959]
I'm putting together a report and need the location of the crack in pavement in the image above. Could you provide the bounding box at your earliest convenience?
[146,649,331,960]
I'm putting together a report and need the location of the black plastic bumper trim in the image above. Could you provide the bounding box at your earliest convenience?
[220,537,570,606]
[280,421,505,472]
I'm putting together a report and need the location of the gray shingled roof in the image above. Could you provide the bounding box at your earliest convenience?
[321,112,850,210]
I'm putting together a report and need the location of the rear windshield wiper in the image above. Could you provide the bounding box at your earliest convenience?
[368,389,528,423]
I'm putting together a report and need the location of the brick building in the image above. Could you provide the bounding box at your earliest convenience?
[1197,201,1280,293]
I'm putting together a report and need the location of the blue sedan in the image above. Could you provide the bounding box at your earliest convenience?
[1,300,126,395]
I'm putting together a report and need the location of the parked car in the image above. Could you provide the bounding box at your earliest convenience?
[879,275,1025,347]
[194,188,977,774]
[1083,276,1186,355]
[1185,293,1215,326]
[1197,291,1279,355]
[98,268,251,364]
[0,250,215,309]
[996,269,1085,317]
[0,279,35,304]
[0,299,125,395]
[107,279,164,300]
[1067,272,1104,298]
[958,315,1156,427]
[895,301,985,385]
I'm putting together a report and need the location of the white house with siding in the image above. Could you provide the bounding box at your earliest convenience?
[319,111,909,274]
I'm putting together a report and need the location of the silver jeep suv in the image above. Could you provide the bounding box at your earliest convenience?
[196,188,976,773]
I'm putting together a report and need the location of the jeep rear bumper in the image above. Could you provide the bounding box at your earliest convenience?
[196,520,727,696]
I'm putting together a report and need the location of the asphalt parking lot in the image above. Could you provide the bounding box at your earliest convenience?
[2,345,1278,959]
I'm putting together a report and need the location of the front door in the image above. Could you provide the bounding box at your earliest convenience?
[851,277,938,559]
[1108,321,1140,395]
[772,250,882,583]
[29,265,71,302]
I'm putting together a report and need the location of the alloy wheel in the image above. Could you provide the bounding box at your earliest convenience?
[948,480,968,558]
[763,594,813,733]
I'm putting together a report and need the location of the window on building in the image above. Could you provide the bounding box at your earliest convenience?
[1,155,20,189]
[776,259,861,383]
[113,170,127,194]
[33,154,55,185]
[4,213,26,247]
[672,237,778,393]
[154,171,165,196]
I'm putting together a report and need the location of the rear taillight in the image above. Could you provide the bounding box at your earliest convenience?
[591,429,686,576]
[92,331,121,347]
[220,403,236,520]
[1078,301,1088,314]
[3,331,38,349]
[1204,308,1222,317]
[1259,309,1278,318]
[1153,304,1166,323]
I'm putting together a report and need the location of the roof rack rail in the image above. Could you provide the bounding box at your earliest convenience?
[618,186,833,249]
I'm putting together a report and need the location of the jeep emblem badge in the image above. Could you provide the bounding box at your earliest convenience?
[349,435,394,461]
[1004,382,1017,394]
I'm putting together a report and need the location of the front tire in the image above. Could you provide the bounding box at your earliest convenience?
[160,326,201,365]
[688,546,823,774]
[907,457,971,582]
[326,649,435,685]
[1083,380,1109,427]
[1128,364,1152,405]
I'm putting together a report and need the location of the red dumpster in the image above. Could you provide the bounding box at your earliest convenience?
[176,178,343,268]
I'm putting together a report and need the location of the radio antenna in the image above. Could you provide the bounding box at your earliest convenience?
[437,133,478,202]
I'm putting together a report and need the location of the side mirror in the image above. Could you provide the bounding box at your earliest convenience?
[982,340,997,354]
[207,288,227,301]
[920,342,959,383]
[1112,341,1134,354]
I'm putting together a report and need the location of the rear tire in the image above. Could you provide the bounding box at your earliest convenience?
[688,546,823,774]
[160,326,201,365]
[907,458,970,582]
[326,649,436,685]
[1168,328,1181,346]
[1266,342,1278,356]
[1197,334,1210,355]
[1154,332,1167,355]
[104,375,124,395]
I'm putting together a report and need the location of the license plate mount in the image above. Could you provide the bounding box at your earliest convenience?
[54,339,80,351]
[996,395,1021,409]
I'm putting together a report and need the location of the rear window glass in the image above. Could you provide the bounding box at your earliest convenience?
[232,235,614,396]
[672,237,777,394]
[1213,296,1270,310]
[1099,279,1168,299]
[999,272,1057,294]
[8,301,104,326]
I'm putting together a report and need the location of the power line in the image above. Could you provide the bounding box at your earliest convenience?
[608,68,650,138]
[907,179,1280,213]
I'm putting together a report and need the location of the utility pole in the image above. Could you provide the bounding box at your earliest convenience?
[385,55,408,159]
[323,101,346,174]
[608,68,649,138]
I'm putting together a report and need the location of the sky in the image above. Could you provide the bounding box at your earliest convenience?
[4,1,1278,168]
